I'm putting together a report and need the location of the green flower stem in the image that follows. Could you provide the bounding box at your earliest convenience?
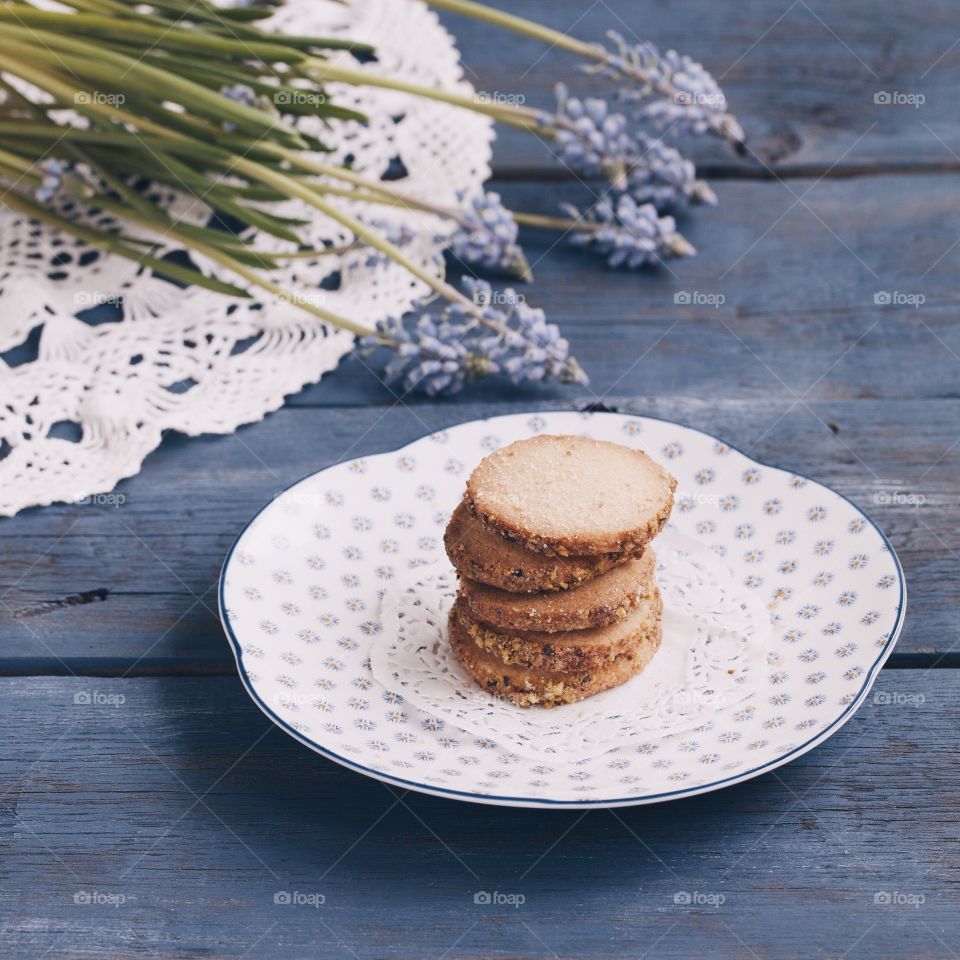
[306,58,545,133]
[0,9,311,61]
[56,183,377,335]
[424,0,600,59]
[267,146,474,224]
[229,156,476,311]
[0,188,252,298]
[0,26,306,146]
[0,145,37,177]
[512,212,582,231]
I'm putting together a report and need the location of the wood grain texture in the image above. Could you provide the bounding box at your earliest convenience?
[288,173,960,408]
[0,673,954,959]
[435,0,960,173]
[0,398,951,662]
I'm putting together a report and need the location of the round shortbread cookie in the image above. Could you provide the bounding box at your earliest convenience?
[444,499,635,593]
[454,584,662,672]
[458,550,656,633]
[465,435,676,557]
[448,606,662,707]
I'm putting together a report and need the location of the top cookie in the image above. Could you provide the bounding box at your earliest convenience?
[465,435,676,556]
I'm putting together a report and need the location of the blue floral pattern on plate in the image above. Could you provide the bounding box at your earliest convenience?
[219,411,906,808]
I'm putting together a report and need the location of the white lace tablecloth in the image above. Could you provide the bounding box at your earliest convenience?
[0,0,492,516]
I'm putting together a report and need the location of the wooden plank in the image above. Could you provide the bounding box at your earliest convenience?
[433,0,960,173]
[0,398,951,662]
[0,672,955,958]
[289,173,960,408]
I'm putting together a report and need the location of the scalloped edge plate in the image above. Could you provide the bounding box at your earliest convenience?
[219,411,906,809]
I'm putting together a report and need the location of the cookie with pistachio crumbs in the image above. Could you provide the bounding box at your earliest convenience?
[465,434,676,557]
[458,549,656,633]
[453,584,662,673]
[444,499,637,593]
[448,605,662,707]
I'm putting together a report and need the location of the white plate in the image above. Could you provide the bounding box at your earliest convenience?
[219,411,906,808]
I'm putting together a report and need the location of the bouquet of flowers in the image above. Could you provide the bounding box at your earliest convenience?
[0,0,741,395]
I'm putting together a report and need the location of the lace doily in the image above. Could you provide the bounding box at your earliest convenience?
[371,530,771,761]
[0,0,493,516]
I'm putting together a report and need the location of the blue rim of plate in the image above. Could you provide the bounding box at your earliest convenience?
[218,410,907,809]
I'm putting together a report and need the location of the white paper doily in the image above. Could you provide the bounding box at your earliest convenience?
[0,0,493,516]
[371,529,770,761]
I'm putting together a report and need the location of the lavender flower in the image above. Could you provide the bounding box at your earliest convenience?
[361,277,587,395]
[449,192,531,280]
[562,195,695,269]
[350,218,416,270]
[35,159,70,204]
[540,83,634,188]
[596,33,745,147]
[541,85,714,208]
[221,84,257,107]
[630,134,716,208]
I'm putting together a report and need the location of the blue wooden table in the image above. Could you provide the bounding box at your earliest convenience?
[2,1,958,956]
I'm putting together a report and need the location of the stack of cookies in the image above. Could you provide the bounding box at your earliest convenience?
[444,435,676,707]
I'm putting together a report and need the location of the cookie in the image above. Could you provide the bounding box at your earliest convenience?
[453,585,662,673]
[458,549,656,633]
[448,606,662,707]
[465,435,676,557]
[444,499,635,593]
